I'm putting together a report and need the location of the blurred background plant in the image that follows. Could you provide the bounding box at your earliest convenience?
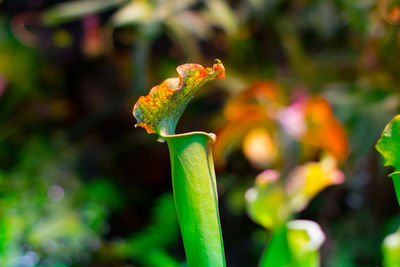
[383,227,400,267]
[245,155,343,266]
[1,0,400,266]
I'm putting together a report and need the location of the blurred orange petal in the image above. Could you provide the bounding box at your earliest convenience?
[379,0,400,25]
[213,112,270,168]
[214,81,285,168]
[302,97,349,160]
[224,81,286,121]
[242,127,278,169]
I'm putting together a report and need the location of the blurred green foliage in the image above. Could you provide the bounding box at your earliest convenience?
[0,139,122,266]
[383,227,400,267]
[114,193,181,267]
[260,220,325,267]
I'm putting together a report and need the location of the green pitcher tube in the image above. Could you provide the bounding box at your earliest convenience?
[259,224,291,267]
[390,173,400,206]
[165,131,226,267]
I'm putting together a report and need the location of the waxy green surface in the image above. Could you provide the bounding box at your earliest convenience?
[166,132,225,267]
[260,220,324,267]
[376,115,400,206]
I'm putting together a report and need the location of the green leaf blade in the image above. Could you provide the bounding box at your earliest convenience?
[42,0,127,26]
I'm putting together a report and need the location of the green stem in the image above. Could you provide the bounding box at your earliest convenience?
[392,173,400,206]
[165,132,226,267]
[259,224,291,267]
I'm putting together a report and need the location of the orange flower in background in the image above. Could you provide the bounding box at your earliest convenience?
[214,81,285,168]
[213,81,349,169]
[302,97,349,161]
[379,0,400,25]
[223,81,286,121]
[242,127,278,169]
[213,114,275,168]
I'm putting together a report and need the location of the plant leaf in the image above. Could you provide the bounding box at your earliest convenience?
[285,154,345,212]
[260,220,325,267]
[376,115,400,171]
[376,115,400,205]
[286,220,325,267]
[111,1,153,28]
[382,227,400,267]
[245,170,289,230]
[133,60,225,138]
[42,0,127,26]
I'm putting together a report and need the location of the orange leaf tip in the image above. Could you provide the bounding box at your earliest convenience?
[133,60,225,138]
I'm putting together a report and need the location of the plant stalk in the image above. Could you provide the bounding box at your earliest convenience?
[392,173,400,206]
[165,132,226,267]
[259,224,291,267]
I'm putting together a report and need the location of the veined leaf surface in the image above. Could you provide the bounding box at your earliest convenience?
[133,60,225,137]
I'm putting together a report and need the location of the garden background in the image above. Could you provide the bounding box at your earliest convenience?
[0,0,399,266]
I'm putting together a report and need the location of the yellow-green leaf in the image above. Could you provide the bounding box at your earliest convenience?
[383,228,400,267]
